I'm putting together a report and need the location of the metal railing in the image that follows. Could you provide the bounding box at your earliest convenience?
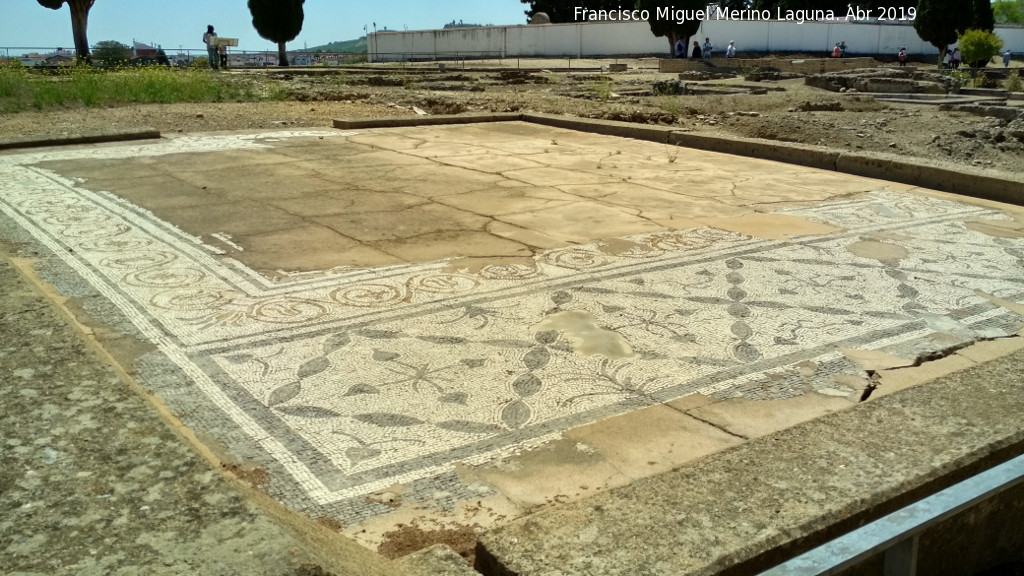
[760,453,1024,576]
[1,46,368,68]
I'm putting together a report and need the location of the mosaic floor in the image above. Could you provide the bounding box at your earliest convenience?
[2,126,1022,530]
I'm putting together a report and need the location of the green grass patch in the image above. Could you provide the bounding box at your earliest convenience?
[0,63,285,112]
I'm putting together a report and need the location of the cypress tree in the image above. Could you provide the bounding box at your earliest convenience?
[914,0,972,61]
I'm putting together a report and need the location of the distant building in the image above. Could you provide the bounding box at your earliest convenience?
[133,41,158,58]
[45,54,73,65]
[17,48,73,66]
[18,55,47,67]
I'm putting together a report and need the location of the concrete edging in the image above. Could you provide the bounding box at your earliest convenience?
[332,113,521,130]
[0,128,161,151]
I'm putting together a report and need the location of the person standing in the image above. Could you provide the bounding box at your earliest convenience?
[691,40,702,59]
[726,41,736,59]
[952,47,962,69]
[203,25,219,70]
[839,41,847,57]
[675,38,686,59]
[832,43,841,58]
[1004,49,1012,68]
[702,37,713,59]
[898,46,907,67]
[943,49,952,69]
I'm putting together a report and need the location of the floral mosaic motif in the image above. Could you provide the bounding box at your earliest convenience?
[3,132,1024,507]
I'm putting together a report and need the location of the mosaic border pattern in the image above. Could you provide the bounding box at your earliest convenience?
[2,131,1023,510]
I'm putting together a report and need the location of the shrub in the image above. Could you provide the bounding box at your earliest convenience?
[1006,70,1024,92]
[958,29,1004,68]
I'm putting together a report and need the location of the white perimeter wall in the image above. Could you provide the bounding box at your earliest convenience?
[368,22,1024,62]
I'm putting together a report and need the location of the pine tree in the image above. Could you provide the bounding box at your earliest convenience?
[248,0,305,67]
[37,0,95,63]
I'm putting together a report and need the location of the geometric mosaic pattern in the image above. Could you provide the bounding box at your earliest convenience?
[2,131,1022,519]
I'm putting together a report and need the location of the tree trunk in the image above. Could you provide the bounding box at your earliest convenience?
[278,41,289,67]
[70,1,91,63]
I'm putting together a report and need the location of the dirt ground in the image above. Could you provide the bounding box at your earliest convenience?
[1,59,1022,176]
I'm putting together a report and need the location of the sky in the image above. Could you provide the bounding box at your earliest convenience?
[0,0,531,54]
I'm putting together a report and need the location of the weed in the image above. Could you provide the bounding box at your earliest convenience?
[590,80,612,102]
[1005,70,1023,92]
[0,64,285,112]
[596,150,621,169]
[948,69,970,89]
[665,144,679,164]
[0,63,33,111]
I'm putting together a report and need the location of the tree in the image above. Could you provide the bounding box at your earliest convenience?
[37,0,96,63]
[520,0,619,23]
[752,0,845,11]
[993,0,1024,24]
[971,0,995,31]
[91,40,132,67]
[248,0,305,67]
[914,0,973,62]
[958,29,1003,68]
[637,0,704,55]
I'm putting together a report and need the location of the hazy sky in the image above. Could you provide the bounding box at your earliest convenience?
[0,0,530,53]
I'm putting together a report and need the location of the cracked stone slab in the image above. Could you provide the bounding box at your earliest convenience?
[1,124,1023,552]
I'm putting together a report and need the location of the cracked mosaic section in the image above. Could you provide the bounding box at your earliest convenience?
[2,129,1022,518]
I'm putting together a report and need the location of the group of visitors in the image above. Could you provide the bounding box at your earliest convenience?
[202,24,227,70]
[943,47,963,69]
[831,41,847,58]
[673,37,736,59]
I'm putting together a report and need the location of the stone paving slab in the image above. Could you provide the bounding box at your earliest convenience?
[1,123,1023,562]
[475,348,1024,576]
[0,250,339,575]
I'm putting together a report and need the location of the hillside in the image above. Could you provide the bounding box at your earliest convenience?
[306,37,366,54]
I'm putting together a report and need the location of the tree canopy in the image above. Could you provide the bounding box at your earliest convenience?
[519,0,618,23]
[91,40,132,67]
[248,0,305,66]
[971,0,996,31]
[637,0,704,54]
[993,0,1024,24]
[914,0,974,55]
[36,0,96,62]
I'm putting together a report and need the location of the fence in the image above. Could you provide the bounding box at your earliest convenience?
[759,453,1024,576]
[0,46,368,68]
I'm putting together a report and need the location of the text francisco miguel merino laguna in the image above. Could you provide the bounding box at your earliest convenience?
[574,5,916,24]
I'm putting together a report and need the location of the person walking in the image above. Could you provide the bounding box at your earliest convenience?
[702,37,713,59]
[726,41,736,59]
[1004,49,1012,68]
[203,25,219,70]
[952,47,962,69]
[898,46,907,67]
